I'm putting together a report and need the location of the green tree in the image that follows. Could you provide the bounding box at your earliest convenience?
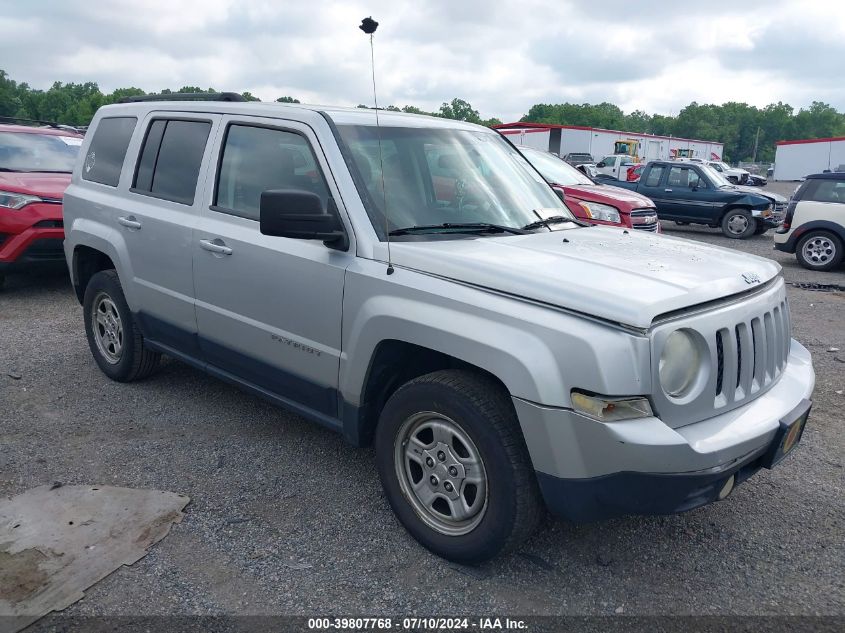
[439,98,481,123]
[276,96,300,103]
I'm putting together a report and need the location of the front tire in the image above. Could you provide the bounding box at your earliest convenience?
[721,209,756,239]
[375,370,543,564]
[83,269,160,381]
[796,231,843,271]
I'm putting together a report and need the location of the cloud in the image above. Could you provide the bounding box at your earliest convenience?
[0,0,841,121]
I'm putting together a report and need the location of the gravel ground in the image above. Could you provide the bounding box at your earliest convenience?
[1,219,843,620]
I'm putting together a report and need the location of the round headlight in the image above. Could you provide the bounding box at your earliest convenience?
[659,329,700,397]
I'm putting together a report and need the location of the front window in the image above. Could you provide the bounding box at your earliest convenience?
[0,131,81,173]
[336,125,571,238]
[521,148,593,186]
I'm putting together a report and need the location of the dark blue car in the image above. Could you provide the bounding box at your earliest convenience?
[614,161,784,239]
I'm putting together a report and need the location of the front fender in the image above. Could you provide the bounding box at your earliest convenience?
[339,259,651,409]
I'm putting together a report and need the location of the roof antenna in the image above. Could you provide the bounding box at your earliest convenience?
[360,16,394,275]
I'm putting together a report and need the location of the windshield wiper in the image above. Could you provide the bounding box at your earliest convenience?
[388,222,528,236]
[521,215,574,231]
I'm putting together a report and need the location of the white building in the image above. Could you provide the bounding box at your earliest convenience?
[774,136,845,181]
[494,123,724,163]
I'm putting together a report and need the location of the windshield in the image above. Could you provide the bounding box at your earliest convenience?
[0,131,81,172]
[699,164,733,187]
[521,147,594,186]
[336,125,573,238]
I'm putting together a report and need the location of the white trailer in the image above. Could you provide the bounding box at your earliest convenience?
[496,123,724,164]
[774,136,845,180]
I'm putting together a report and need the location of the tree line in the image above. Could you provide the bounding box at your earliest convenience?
[2,69,843,163]
[522,101,845,163]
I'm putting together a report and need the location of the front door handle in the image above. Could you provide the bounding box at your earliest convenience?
[664,188,673,192]
[199,238,233,256]
[118,215,141,230]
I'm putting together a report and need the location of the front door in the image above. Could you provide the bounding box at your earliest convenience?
[659,165,716,222]
[192,116,354,421]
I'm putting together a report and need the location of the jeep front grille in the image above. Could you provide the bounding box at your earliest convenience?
[714,299,790,408]
[649,278,791,428]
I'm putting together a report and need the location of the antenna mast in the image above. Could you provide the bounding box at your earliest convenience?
[360,16,393,275]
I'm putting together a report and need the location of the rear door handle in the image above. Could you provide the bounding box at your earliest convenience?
[118,215,141,229]
[199,238,233,256]
[664,188,673,192]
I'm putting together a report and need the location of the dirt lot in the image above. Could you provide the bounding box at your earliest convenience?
[1,220,843,620]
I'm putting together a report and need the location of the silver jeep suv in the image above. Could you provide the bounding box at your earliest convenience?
[63,96,815,562]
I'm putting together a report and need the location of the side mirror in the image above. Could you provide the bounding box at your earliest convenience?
[260,190,348,250]
[596,162,606,168]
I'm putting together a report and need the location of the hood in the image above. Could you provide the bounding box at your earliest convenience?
[561,183,655,211]
[0,172,72,199]
[385,227,780,329]
[724,184,786,203]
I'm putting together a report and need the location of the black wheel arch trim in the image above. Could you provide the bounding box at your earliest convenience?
[779,220,845,252]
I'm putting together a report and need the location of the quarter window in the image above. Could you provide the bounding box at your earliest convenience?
[214,125,330,221]
[82,117,137,186]
[806,179,845,204]
[133,119,211,205]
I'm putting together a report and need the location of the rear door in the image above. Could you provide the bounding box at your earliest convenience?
[120,112,221,355]
[192,116,353,421]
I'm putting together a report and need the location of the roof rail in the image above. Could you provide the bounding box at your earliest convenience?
[117,92,248,104]
[0,115,64,129]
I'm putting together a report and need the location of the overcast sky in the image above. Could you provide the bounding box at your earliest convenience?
[2,0,842,122]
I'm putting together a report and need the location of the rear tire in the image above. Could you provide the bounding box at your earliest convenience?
[375,369,543,564]
[795,231,843,271]
[721,209,756,239]
[83,269,160,382]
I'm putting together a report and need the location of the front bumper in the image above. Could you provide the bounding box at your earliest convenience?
[513,340,815,522]
[751,208,780,228]
[0,202,65,267]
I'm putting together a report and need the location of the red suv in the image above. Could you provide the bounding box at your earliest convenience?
[520,146,660,233]
[0,121,82,286]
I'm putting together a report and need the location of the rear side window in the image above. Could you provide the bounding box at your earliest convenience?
[133,119,212,205]
[214,125,330,221]
[804,179,845,204]
[82,117,137,186]
[644,165,664,187]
